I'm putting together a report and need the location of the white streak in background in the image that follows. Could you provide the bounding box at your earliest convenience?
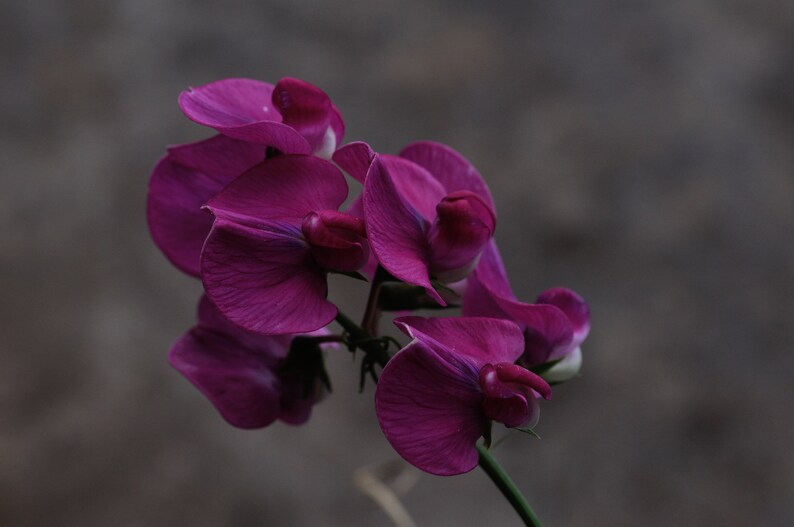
[354,460,420,527]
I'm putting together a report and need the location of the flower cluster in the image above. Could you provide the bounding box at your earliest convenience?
[148,76,590,476]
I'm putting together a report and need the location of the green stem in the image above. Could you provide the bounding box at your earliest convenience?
[476,444,543,527]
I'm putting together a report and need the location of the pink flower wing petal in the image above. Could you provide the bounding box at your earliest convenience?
[201,220,337,335]
[377,155,447,223]
[363,156,444,305]
[375,341,485,476]
[207,155,348,227]
[394,316,525,368]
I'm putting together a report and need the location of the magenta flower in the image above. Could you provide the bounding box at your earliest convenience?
[375,317,551,476]
[147,134,266,276]
[350,141,496,305]
[179,77,344,158]
[201,154,368,335]
[464,242,591,381]
[169,296,328,428]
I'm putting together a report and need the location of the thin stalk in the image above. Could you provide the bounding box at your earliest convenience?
[476,444,543,527]
[335,311,390,367]
[361,266,388,335]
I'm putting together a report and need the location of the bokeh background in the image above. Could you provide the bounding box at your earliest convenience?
[2,0,792,525]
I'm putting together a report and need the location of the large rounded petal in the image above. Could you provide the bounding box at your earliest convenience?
[394,316,524,369]
[363,156,444,305]
[146,136,264,276]
[178,78,311,153]
[375,341,485,476]
[169,327,283,429]
[201,220,337,335]
[206,155,349,227]
[399,141,495,211]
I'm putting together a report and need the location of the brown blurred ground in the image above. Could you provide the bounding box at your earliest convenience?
[1,0,793,525]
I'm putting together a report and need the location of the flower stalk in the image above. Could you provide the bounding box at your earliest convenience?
[476,443,543,527]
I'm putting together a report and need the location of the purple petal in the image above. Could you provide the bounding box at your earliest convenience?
[479,364,533,428]
[461,270,509,319]
[496,299,574,365]
[168,327,283,429]
[394,316,524,369]
[536,287,591,349]
[301,210,369,272]
[272,77,333,154]
[206,155,348,227]
[332,141,375,183]
[375,341,485,476]
[471,240,516,300]
[363,156,444,305]
[399,141,495,211]
[201,219,337,335]
[377,155,447,222]
[178,78,311,153]
[147,136,265,276]
[167,134,266,178]
[427,191,496,282]
[196,295,293,352]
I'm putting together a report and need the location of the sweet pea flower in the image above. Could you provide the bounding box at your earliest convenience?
[179,77,344,158]
[201,154,368,335]
[169,296,329,428]
[375,317,551,476]
[147,134,266,276]
[343,141,496,305]
[464,241,591,382]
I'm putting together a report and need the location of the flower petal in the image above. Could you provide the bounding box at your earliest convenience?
[394,316,524,368]
[196,295,293,352]
[377,155,447,223]
[178,78,311,153]
[375,341,485,476]
[471,240,516,300]
[201,219,337,335]
[399,141,495,211]
[206,154,348,227]
[167,134,266,178]
[332,141,375,183]
[147,136,265,276]
[363,156,444,305]
[272,77,333,153]
[536,287,591,349]
[427,191,496,281]
[496,299,574,364]
[169,327,283,429]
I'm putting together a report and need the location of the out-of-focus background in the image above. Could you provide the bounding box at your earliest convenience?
[2,0,792,525]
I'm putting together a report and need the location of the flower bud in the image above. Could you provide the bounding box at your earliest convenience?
[301,210,369,273]
[479,362,550,428]
[427,191,496,282]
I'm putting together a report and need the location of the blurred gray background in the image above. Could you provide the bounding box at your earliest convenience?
[1,0,792,525]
